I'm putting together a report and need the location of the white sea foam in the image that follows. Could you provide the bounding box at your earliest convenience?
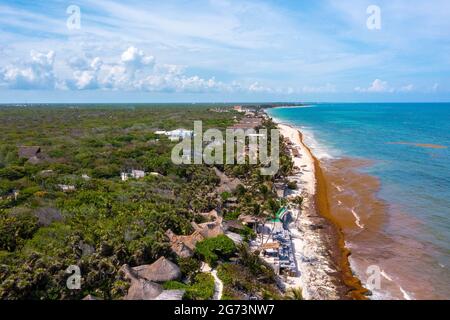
[351,208,364,229]
[266,111,339,160]
[399,286,414,300]
[381,270,414,300]
[332,183,343,192]
[296,127,341,161]
[381,270,393,281]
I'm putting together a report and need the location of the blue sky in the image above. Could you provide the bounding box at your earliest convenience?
[0,0,449,103]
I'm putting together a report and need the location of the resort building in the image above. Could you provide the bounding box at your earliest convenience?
[254,207,298,277]
[154,128,194,141]
[131,256,182,283]
[165,229,205,258]
[121,169,146,181]
[120,260,184,300]
[230,115,263,130]
[58,184,76,192]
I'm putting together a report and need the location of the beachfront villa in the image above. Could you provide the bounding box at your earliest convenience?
[254,207,297,277]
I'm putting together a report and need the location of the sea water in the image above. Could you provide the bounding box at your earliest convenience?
[267,103,450,299]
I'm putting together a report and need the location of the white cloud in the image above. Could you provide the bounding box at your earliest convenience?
[355,80,420,93]
[62,46,229,93]
[0,1,448,99]
[368,79,389,92]
[0,50,56,89]
[71,70,99,90]
[121,46,155,69]
[399,84,414,92]
[355,79,392,93]
[248,82,272,93]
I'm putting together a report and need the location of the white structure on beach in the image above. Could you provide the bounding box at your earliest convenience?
[254,207,297,277]
[121,169,146,181]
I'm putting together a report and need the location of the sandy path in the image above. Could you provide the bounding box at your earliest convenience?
[201,263,223,300]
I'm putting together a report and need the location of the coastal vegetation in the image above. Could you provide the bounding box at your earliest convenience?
[0,104,293,300]
[163,273,215,300]
[194,235,236,266]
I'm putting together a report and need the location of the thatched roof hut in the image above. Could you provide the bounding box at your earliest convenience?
[18,146,41,159]
[171,241,194,258]
[125,278,164,300]
[154,290,185,300]
[132,256,181,283]
[197,209,220,221]
[214,167,241,194]
[166,229,204,257]
[239,214,263,228]
[224,220,247,232]
[120,264,163,300]
[192,221,224,239]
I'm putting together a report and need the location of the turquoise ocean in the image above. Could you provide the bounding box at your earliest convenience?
[267,103,450,299]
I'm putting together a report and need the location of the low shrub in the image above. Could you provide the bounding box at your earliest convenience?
[184,273,215,300]
[163,273,215,300]
[195,235,236,266]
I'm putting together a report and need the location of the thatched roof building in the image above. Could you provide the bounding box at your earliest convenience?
[18,146,41,159]
[197,209,220,221]
[120,265,164,300]
[154,290,185,300]
[224,220,247,232]
[214,167,241,194]
[239,214,263,228]
[191,221,224,239]
[132,256,181,283]
[125,278,164,300]
[166,229,204,258]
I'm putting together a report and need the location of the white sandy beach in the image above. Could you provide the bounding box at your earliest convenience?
[277,123,347,300]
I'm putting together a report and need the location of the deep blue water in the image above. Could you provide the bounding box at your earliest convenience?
[267,103,450,267]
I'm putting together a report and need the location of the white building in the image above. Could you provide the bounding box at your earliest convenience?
[167,129,193,141]
[149,172,162,177]
[131,170,145,179]
[58,184,76,192]
[121,170,146,181]
[155,129,193,142]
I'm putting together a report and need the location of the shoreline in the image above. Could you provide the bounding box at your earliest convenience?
[275,121,367,299]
